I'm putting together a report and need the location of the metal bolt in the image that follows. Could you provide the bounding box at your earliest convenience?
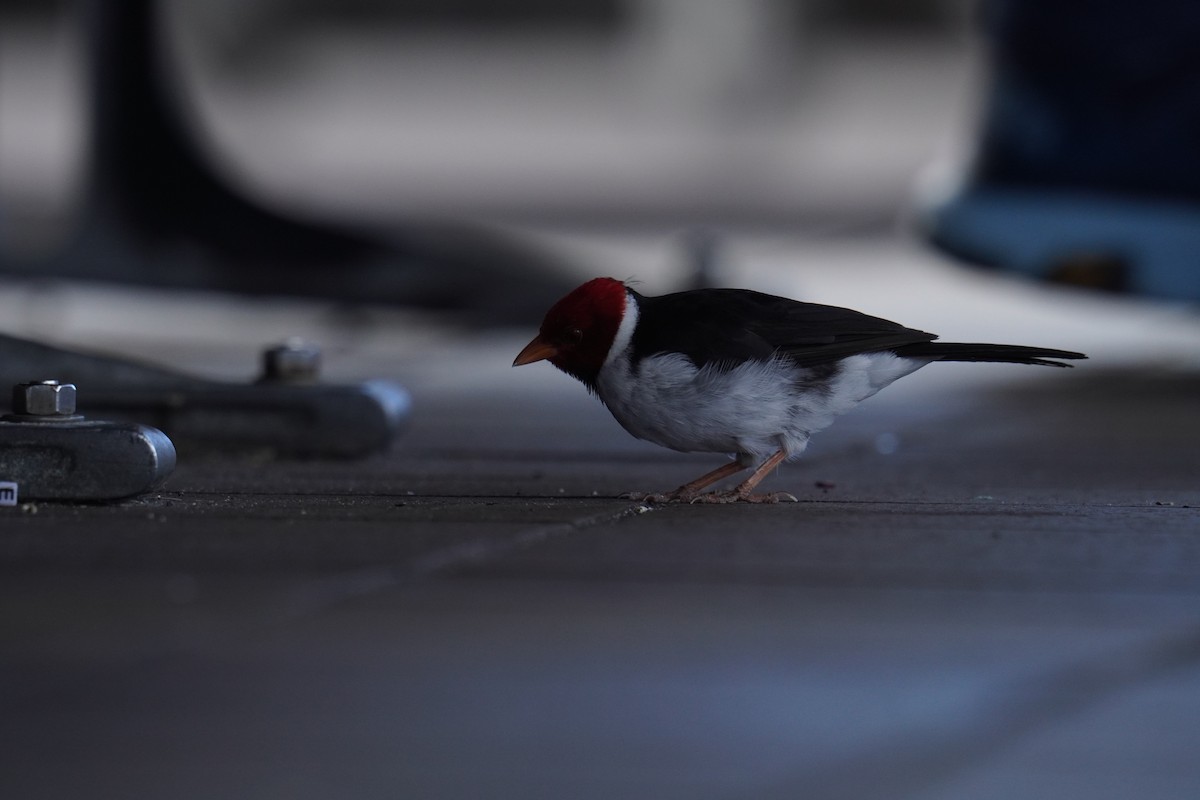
[261,338,321,383]
[13,380,77,417]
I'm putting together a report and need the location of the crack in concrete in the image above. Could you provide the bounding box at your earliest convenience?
[273,502,659,622]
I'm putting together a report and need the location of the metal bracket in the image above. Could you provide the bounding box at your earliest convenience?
[0,381,175,502]
[0,417,176,502]
[0,334,411,459]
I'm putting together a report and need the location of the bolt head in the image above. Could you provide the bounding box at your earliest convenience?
[262,339,321,383]
[14,380,77,416]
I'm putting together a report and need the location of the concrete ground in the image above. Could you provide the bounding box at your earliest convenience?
[2,233,1199,799]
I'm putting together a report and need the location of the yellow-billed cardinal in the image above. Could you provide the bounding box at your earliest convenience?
[514,277,1086,503]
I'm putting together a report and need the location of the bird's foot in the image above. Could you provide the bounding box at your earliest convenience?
[689,490,798,504]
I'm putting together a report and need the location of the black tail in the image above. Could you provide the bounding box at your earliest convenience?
[892,342,1088,368]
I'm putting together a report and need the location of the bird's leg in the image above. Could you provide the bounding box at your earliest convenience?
[690,450,797,504]
[627,459,748,504]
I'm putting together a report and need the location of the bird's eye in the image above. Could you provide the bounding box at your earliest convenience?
[568,328,584,343]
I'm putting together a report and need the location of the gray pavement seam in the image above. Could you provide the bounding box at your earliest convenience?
[272,501,659,623]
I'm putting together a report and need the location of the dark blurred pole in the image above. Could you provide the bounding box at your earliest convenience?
[85,0,189,239]
[76,0,400,287]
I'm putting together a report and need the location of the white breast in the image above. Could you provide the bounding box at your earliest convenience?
[596,345,929,461]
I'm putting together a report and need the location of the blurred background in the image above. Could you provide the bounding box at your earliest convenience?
[2,0,974,239]
[4,5,1200,798]
[0,0,1196,371]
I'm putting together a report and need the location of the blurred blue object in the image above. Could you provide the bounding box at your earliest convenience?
[920,0,1200,302]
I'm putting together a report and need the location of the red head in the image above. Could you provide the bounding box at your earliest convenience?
[513,277,629,387]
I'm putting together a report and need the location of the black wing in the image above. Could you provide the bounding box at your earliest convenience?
[631,288,937,369]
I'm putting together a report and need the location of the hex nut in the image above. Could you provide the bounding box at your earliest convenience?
[13,381,77,416]
[261,339,321,383]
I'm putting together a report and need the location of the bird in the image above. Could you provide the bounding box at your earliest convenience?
[513,277,1086,503]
